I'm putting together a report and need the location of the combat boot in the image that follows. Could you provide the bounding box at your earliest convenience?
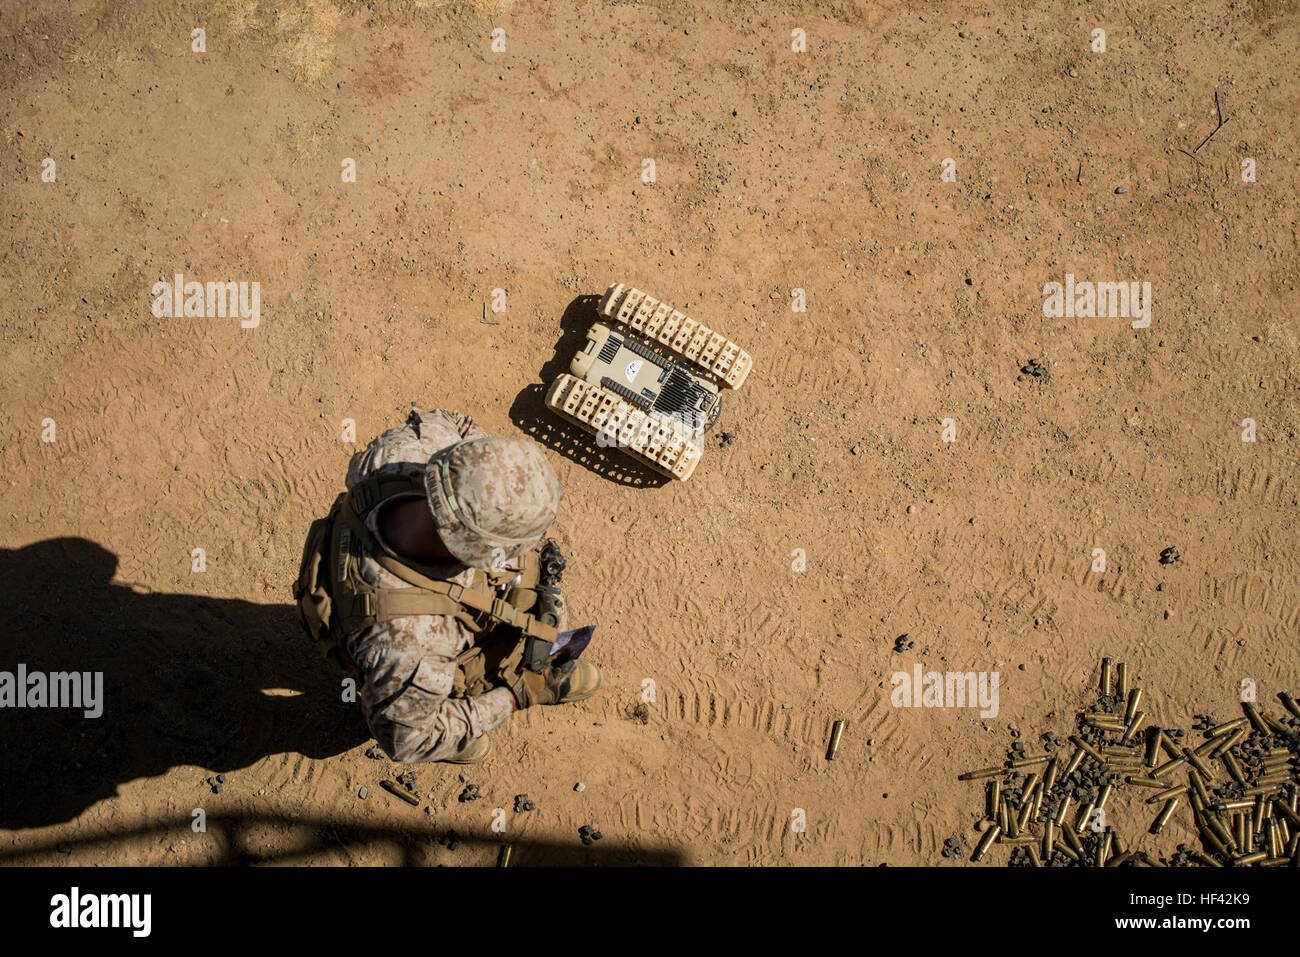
[510,659,603,708]
[553,659,602,704]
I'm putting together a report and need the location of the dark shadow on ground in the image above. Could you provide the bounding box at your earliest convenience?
[0,812,687,866]
[0,537,369,830]
[510,294,670,489]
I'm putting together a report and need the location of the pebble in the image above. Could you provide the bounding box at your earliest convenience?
[358,787,368,799]
[1115,186,1128,194]
[574,782,586,792]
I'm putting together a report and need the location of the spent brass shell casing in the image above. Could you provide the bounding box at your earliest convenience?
[972,825,1001,862]
[1189,771,1212,809]
[1054,837,1080,862]
[1279,692,1300,720]
[997,800,1009,834]
[1054,795,1073,825]
[1097,784,1113,810]
[1128,776,1168,789]
[1256,771,1291,785]
[1021,774,1041,801]
[1009,754,1052,768]
[1262,712,1289,735]
[826,720,845,760]
[1096,828,1112,867]
[1241,784,1284,798]
[987,779,1002,819]
[1064,747,1085,775]
[1106,851,1137,868]
[1100,657,1113,697]
[1242,702,1269,736]
[1042,820,1055,860]
[1003,792,1020,835]
[958,766,1006,781]
[1026,844,1042,868]
[1017,796,1036,832]
[1183,748,1214,782]
[1147,784,1188,805]
[1234,813,1248,852]
[1111,827,1126,856]
[1253,796,1267,835]
[1192,737,1221,758]
[1269,819,1283,858]
[1218,799,1255,811]
[497,844,513,867]
[1086,716,1127,731]
[1151,798,1179,834]
[1206,816,1235,851]
[1234,851,1267,866]
[1116,663,1128,700]
[1212,728,1246,759]
[1043,758,1060,793]
[1191,850,1223,867]
[1076,800,1097,834]
[1260,752,1293,767]
[381,780,421,807]
[1207,717,1247,738]
[1124,688,1142,724]
[1120,711,1146,746]
[1062,824,1085,857]
[1222,751,1246,783]
[1145,729,1163,767]
[1152,756,1186,780]
[1274,802,1300,829]
[1199,825,1230,857]
[1160,735,1184,762]
[1070,735,1104,762]
[999,835,1036,846]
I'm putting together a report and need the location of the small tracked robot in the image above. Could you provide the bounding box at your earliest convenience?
[546,283,752,480]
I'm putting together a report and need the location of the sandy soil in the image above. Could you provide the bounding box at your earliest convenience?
[1,0,1297,866]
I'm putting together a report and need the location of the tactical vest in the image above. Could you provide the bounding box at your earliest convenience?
[293,471,558,698]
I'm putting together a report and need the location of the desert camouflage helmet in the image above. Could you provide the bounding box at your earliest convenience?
[423,435,562,569]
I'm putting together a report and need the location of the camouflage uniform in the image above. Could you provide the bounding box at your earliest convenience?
[341,409,566,763]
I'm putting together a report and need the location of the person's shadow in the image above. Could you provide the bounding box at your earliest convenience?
[510,294,670,489]
[0,537,368,829]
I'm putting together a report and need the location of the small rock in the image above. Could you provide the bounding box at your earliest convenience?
[574,782,586,792]
[358,787,368,799]
[1114,186,1128,194]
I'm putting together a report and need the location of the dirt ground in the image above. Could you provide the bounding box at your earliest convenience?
[1,0,1297,866]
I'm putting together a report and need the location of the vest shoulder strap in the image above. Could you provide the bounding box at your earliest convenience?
[335,483,557,643]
